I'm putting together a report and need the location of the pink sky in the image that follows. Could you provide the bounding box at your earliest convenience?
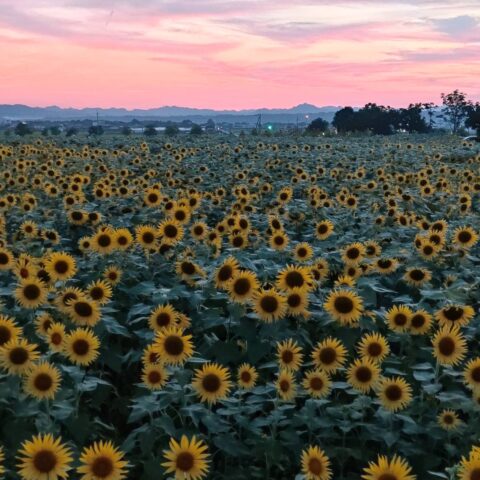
[0,0,479,109]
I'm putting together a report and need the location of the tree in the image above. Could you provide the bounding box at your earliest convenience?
[88,125,104,136]
[440,90,471,134]
[205,119,216,132]
[398,104,430,133]
[466,103,480,137]
[422,102,437,129]
[14,122,33,136]
[66,127,78,137]
[164,124,179,136]
[332,107,356,133]
[50,126,61,136]
[121,126,132,136]
[144,125,158,136]
[190,124,203,135]
[306,118,329,134]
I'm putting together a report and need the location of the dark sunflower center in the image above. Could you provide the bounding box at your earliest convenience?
[0,253,9,264]
[91,456,114,478]
[0,326,11,345]
[54,260,69,274]
[260,295,278,313]
[34,373,53,391]
[367,342,382,357]
[310,377,324,391]
[97,234,111,247]
[409,269,425,281]
[33,450,57,473]
[458,231,472,243]
[319,347,336,365]
[232,236,244,247]
[356,366,373,383]
[181,262,196,275]
[74,301,93,317]
[240,371,251,383]
[334,296,354,314]
[366,246,375,255]
[233,278,251,296]
[176,452,195,472]
[394,314,408,326]
[385,384,402,401]
[346,248,360,259]
[443,307,464,322]
[378,475,397,480]
[281,350,294,364]
[156,313,171,327]
[279,380,290,392]
[470,469,480,480]
[218,265,233,282]
[438,337,455,356]
[117,236,128,245]
[423,245,433,255]
[286,271,304,288]
[443,414,454,424]
[202,373,221,392]
[175,210,186,221]
[318,224,328,234]
[90,287,104,301]
[471,367,480,383]
[164,336,184,356]
[51,332,62,345]
[72,339,90,356]
[274,235,285,245]
[63,292,78,305]
[288,294,301,308]
[9,347,28,364]
[148,371,162,384]
[308,458,323,475]
[297,247,307,257]
[148,193,158,203]
[378,259,392,269]
[24,284,41,300]
[164,225,178,238]
[194,226,204,235]
[142,232,155,244]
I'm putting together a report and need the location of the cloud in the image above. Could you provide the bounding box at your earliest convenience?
[432,14,479,35]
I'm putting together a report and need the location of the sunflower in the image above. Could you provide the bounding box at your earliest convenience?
[453,226,478,249]
[0,447,3,477]
[148,304,178,332]
[77,441,128,480]
[175,260,205,284]
[192,363,232,405]
[142,344,162,366]
[66,297,101,327]
[162,435,209,480]
[323,289,363,325]
[432,325,467,366]
[276,265,313,292]
[0,314,22,346]
[435,304,475,327]
[409,310,433,335]
[285,288,309,317]
[63,328,100,366]
[191,221,208,241]
[276,369,296,401]
[0,338,39,374]
[23,361,61,399]
[376,376,412,412]
[227,270,259,303]
[357,333,390,363]
[386,305,412,333]
[153,327,194,365]
[158,220,184,245]
[44,252,77,281]
[237,363,258,389]
[464,357,480,391]
[362,455,415,480]
[253,288,287,322]
[135,225,158,249]
[302,369,332,399]
[46,322,66,353]
[0,247,14,270]
[375,257,398,274]
[113,228,133,250]
[315,220,334,240]
[364,240,381,257]
[418,240,438,260]
[214,256,240,289]
[341,242,366,265]
[142,363,169,390]
[403,267,432,287]
[17,433,72,480]
[294,242,313,262]
[347,358,381,393]
[34,312,54,337]
[91,228,116,254]
[277,339,303,371]
[311,337,347,373]
[83,280,112,305]
[269,230,289,251]
[15,279,48,309]
[458,449,480,480]
[170,205,191,224]
[437,409,461,431]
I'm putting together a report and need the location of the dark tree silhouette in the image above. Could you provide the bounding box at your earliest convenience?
[306,118,329,134]
[14,122,33,136]
[164,124,179,136]
[466,103,480,137]
[440,90,471,134]
[190,124,203,135]
[144,125,157,136]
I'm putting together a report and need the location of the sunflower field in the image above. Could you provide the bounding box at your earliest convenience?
[0,134,479,480]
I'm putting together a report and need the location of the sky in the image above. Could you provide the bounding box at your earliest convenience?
[0,0,479,109]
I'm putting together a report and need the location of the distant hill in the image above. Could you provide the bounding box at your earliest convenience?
[0,103,340,122]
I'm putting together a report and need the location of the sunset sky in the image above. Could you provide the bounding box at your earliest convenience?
[0,0,479,109]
